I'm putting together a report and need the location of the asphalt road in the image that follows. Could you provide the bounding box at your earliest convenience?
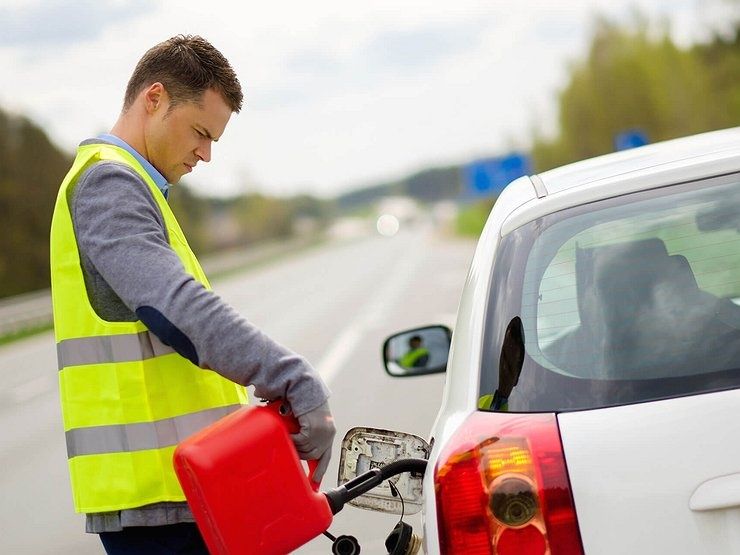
[0,225,475,554]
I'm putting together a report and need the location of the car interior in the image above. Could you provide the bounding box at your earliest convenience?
[543,237,740,380]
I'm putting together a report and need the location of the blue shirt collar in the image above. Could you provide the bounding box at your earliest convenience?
[97,133,170,199]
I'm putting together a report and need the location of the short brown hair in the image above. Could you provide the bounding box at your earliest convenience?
[123,35,243,113]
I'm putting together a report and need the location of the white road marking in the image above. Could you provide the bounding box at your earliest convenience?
[317,235,426,385]
[316,325,365,385]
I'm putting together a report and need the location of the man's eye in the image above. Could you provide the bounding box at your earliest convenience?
[195,129,206,137]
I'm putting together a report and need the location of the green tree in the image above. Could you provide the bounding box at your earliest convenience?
[533,16,740,171]
[693,27,740,128]
[0,109,71,298]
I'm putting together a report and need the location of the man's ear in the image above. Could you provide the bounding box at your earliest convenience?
[143,82,167,114]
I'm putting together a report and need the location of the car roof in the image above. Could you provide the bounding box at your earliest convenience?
[537,126,740,196]
[500,127,740,236]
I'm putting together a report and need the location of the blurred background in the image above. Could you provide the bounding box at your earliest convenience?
[1,0,739,302]
[0,0,738,553]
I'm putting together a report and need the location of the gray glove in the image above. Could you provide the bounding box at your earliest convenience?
[290,400,336,484]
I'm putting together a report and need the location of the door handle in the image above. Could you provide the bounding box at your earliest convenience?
[689,473,740,511]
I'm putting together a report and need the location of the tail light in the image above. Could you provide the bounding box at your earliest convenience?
[435,412,583,555]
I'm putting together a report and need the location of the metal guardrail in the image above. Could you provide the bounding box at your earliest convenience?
[0,235,323,339]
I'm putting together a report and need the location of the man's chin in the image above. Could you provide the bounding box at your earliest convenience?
[167,172,184,185]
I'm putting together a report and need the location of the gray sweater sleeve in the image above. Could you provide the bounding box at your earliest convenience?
[71,161,329,416]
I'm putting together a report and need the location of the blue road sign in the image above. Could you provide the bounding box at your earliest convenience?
[463,153,532,199]
[614,129,649,151]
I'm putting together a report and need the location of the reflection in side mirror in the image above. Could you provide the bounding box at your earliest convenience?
[383,325,451,377]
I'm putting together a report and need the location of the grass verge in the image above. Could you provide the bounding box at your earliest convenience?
[0,322,54,347]
[455,199,496,237]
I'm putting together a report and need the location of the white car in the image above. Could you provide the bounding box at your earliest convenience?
[353,127,740,554]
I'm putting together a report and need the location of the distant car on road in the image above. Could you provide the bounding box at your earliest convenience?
[377,127,740,554]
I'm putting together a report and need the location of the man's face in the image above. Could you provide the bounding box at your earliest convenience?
[144,87,232,184]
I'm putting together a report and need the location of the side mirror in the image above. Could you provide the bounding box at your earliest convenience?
[383,325,451,377]
[337,427,430,515]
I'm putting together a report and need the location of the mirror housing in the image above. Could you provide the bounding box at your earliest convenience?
[383,325,451,377]
[337,427,430,515]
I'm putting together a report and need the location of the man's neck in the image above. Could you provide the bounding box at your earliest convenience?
[110,118,148,162]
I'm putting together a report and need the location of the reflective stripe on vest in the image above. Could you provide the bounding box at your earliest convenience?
[51,143,247,513]
[66,404,242,457]
[57,330,174,369]
[399,347,430,367]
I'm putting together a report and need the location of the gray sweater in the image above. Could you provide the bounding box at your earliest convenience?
[70,140,329,532]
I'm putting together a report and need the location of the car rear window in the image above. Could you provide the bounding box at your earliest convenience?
[479,173,740,412]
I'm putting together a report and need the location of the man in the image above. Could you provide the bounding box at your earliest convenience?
[398,335,430,368]
[50,35,335,554]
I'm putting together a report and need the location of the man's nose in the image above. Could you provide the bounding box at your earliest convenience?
[196,141,212,163]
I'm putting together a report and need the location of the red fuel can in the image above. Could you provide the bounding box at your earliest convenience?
[173,401,333,555]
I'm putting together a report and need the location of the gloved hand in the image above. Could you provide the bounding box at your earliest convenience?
[290,400,336,484]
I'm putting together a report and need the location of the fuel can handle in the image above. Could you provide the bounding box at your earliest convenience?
[264,399,321,491]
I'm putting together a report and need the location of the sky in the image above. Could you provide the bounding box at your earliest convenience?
[0,0,732,198]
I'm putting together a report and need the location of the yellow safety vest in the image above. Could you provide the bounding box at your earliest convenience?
[50,143,246,514]
[398,348,430,368]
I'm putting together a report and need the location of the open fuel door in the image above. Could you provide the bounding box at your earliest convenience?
[337,427,430,515]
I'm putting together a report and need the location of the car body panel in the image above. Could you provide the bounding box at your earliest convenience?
[559,388,740,554]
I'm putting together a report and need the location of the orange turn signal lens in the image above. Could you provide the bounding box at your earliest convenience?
[480,438,533,483]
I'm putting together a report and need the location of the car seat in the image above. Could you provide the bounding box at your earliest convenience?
[575,238,706,377]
